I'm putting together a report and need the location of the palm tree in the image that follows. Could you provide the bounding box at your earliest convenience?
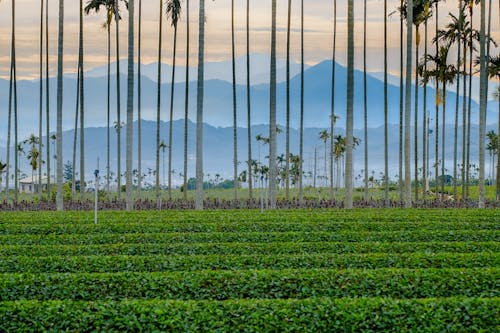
[246,0,253,200]
[398,0,404,203]
[159,139,168,187]
[84,0,122,199]
[195,0,205,210]
[404,0,413,207]
[329,0,337,201]
[345,0,354,209]
[486,55,500,200]
[298,0,304,202]
[0,161,6,195]
[38,0,44,201]
[478,0,487,207]
[56,0,64,210]
[137,0,143,198]
[155,0,164,206]
[364,0,370,202]
[319,130,330,187]
[78,0,85,197]
[182,0,190,201]
[45,0,51,196]
[284,0,292,200]
[269,0,277,209]
[167,0,181,200]
[24,135,41,198]
[231,0,239,201]
[125,0,135,210]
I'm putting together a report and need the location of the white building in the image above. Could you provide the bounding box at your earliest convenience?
[19,176,54,193]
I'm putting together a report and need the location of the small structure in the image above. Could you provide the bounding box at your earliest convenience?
[19,176,54,193]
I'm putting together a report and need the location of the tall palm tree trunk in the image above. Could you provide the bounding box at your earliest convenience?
[231,0,239,201]
[137,0,143,198]
[183,0,190,201]
[168,21,178,200]
[345,0,354,209]
[434,3,440,196]
[423,20,428,196]
[269,0,277,209]
[195,0,205,210]
[414,25,420,201]
[398,0,404,203]
[453,4,462,198]
[56,0,64,211]
[39,0,44,202]
[106,24,111,196]
[72,70,80,200]
[461,27,467,200]
[246,0,253,200]
[45,0,51,196]
[478,0,487,207]
[404,0,413,207]
[383,0,388,206]
[441,83,447,194]
[364,0,369,202]
[6,31,14,201]
[114,0,122,199]
[125,0,135,210]
[298,0,304,203]
[79,0,85,197]
[155,0,164,207]
[285,0,291,200]
[329,0,337,201]
[466,3,474,199]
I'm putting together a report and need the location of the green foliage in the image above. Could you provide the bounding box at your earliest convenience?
[0,209,498,331]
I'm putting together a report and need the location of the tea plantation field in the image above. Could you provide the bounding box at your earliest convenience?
[0,209,498,331]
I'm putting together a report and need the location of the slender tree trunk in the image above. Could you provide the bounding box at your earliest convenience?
[441,83,446,194]
[345,0,354,209]
[364,0,369,202]
[39,0,44,202]
[398,0,404,203]
[383,0,389,206]
[168,25,178,200]
[6,34,13,201]
[284,0,291,200]
[183,0,190,201]
[56,0,64,211]
[269,0,277,209]
[434,2,440,196]
[414,26,419,201]
[246,0,253,200]
[453,4,462,199]
[45,0,51,197]
[404,0,413,207]
[137,0,143,198]
[106,25,111,197]
[114,0,122,199]
[125,0,135,210]
[461,33,467,200]
[478,0,487,207]
[195,0,205,210]
[466,4,474,199]
[298,0,304,203]
[232,0,239,201]
[329,0,337,201]
[423,20,428,196]
[155,0,163,208]
[79,0,85,197]
[72,70,80,200]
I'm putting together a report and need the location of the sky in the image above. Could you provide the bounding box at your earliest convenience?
[0,0,499,80]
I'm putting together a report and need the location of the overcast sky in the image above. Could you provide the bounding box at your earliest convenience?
[0,0,498,79]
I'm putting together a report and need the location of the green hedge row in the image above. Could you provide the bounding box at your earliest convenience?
[0,297,498,332]
[0,241,497,257]
[1,268,497,301]
[1,209,496,224]
[2,220,497,235]
[0,252,497,273]
[1,229,497,246]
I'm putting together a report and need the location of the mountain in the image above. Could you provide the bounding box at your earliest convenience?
[0,60,497,144]
[80,53,309,85]
[0,120,496,184]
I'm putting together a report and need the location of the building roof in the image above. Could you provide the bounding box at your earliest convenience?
[19,176,54,185]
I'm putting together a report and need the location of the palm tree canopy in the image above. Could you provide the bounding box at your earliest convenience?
[397,0,436,27]
[319,130,330,143]
[84,0,126,26]
[419,46,459,86]
[166,0,181,27]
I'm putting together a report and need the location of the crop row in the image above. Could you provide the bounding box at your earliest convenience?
[0,209,496,225]
[1,229,497,246]
[0,268,497,301]
[0,241,496,257]
[0,297,498,332]
[1,220,498,235]
[0,252,497,273]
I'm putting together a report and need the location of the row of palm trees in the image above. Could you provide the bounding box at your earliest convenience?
[0,0,498,210]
